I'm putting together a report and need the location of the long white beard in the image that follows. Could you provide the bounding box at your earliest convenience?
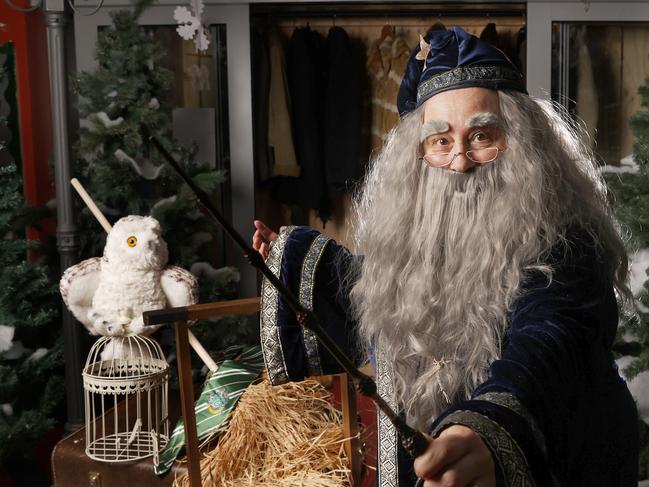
[352,155,549,431]
[348,91,631,432]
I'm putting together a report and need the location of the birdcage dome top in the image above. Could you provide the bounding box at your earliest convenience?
[83,335,169,395]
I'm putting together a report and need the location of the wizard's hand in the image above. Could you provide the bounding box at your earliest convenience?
[414,425,495,487]
[252,220,280,260]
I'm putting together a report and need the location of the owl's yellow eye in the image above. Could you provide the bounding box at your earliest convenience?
[127,236,137,247]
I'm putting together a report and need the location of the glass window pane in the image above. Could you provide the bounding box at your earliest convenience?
[552,22,649,166]
[149,24,230,267]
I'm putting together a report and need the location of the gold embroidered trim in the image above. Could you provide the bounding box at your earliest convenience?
[474,392,548,458]
[298,234,331,377]
[417,65,524,105]
[431,409,535,487]
[377,339,399,487]
[260,226,296,385]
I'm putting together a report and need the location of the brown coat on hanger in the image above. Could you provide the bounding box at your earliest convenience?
[379,23,395,44]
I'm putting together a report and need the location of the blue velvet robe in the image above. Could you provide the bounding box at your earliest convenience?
[259,226,638,486]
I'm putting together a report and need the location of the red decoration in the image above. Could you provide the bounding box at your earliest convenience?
[1,0,54,239]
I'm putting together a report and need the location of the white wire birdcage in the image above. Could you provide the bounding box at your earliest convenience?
[83,334,169,462]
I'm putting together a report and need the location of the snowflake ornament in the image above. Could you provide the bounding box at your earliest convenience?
[174,0,210,52]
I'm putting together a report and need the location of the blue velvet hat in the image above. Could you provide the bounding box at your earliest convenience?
[397,27,526,117]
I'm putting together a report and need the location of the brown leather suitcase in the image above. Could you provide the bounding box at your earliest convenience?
[51,396,187,487]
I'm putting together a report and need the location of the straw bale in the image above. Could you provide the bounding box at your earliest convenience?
[174,378,351,486]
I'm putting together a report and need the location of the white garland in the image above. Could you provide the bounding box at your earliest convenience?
[114,148,163,180]
[0,325,14,353]
[600,153,640,174]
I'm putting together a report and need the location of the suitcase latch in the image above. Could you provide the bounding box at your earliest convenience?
[88,471,101,487]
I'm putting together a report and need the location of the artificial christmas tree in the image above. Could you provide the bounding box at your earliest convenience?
[604,77,649,479]
[72,0,256,360]
[73,0,218,260]
[0,44,64,483]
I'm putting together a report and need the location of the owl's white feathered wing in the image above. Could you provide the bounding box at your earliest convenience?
[59,257,102,334]
[160,265,199,307]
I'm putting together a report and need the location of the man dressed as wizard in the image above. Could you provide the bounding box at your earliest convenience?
[252,27,638,486]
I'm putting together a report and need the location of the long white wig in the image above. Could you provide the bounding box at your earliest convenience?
[348,90,631,430]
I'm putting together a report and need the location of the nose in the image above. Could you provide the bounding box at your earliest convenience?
[448,142,477,173]
[449,153,476,173]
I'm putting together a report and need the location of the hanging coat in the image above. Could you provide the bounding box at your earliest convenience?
[286,27,329,217]
[323,26,362,196]
[367,33,411,155]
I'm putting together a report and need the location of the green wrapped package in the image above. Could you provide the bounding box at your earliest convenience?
[154,345,264,475]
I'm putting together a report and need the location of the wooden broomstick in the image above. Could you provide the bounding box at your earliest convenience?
[142,136,429,460]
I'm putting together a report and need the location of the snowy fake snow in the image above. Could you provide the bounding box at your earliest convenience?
[600,153,640,174]
[0,325,15,353]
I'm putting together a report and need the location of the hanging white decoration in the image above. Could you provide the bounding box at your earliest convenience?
[630,248,649,297]
[0,325,14,353]
[1,403,13,417]
[94,111,124,129]
[600,153,640,174]
[151,195,177,213]
[114,148,163,180]
[173,0,210,52]
[148,97,160,110]
[3,340,27,360]
[28,347,49,361]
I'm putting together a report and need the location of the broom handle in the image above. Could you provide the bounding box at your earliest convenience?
[70,178,112,233]
[69,178,218,373]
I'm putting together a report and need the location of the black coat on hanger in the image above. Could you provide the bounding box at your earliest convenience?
[285,27,329,218]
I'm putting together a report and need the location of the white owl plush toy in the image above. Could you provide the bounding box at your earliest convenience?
[60,215,198,337]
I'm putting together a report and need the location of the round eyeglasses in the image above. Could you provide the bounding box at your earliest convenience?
[418,147,505,168]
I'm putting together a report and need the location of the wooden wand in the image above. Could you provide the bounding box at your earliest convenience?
[142,135,429,459]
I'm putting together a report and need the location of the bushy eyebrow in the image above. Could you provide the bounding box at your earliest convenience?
[466,112,503,129]
[420,120,449,142]
[420,113,504,142]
